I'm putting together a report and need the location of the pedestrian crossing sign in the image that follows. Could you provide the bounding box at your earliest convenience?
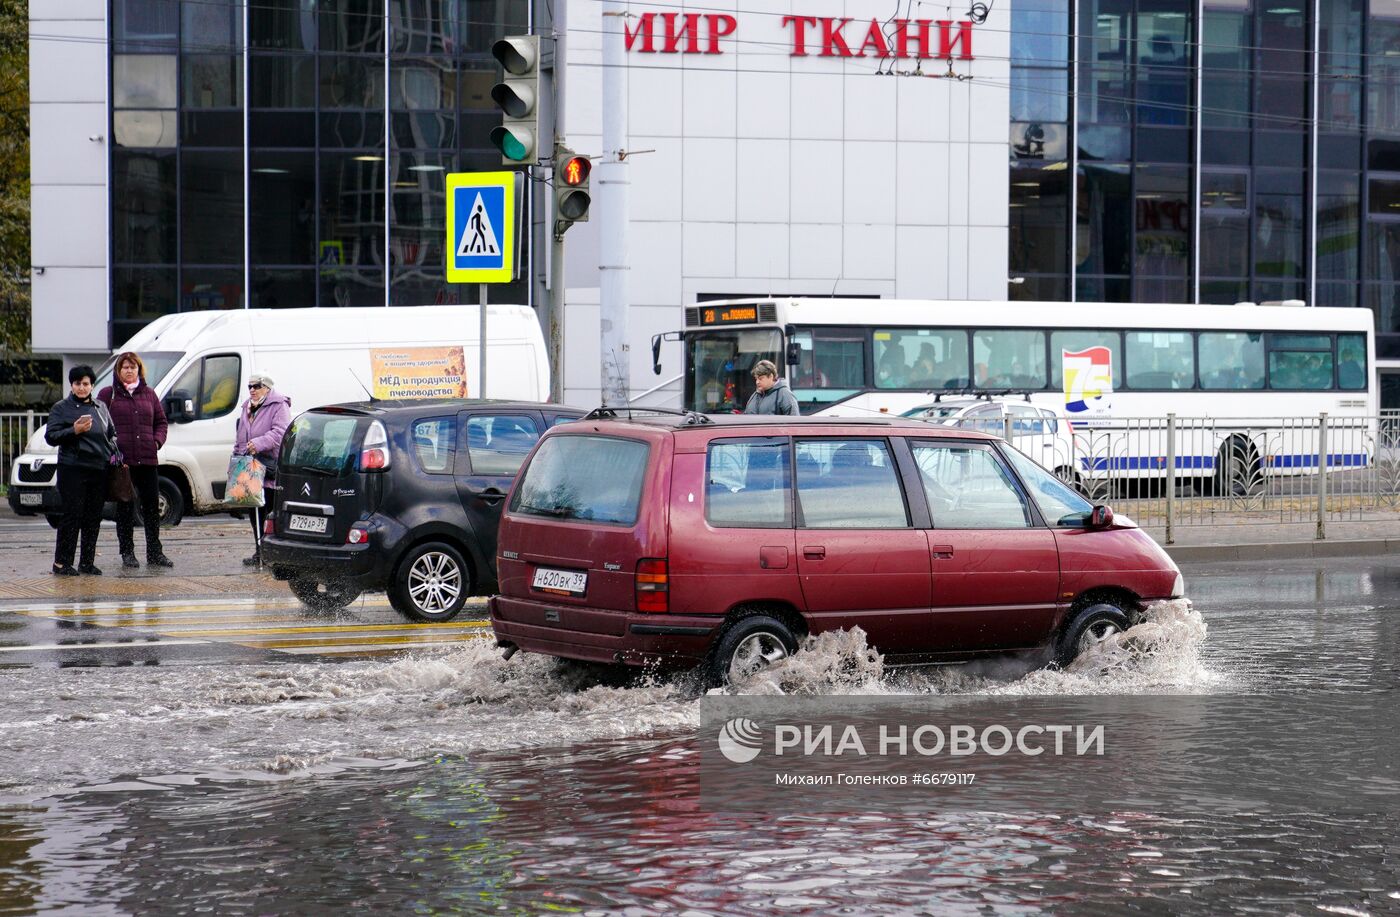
[446,171,517,283]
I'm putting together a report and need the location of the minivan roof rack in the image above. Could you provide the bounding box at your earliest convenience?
[583,405,714,425]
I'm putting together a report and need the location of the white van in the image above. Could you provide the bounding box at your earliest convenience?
[9,305,549,525]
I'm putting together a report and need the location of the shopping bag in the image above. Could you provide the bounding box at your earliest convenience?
[107,463,134,503]
[223,453,267,508]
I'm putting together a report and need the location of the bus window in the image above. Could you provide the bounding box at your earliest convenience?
[874,329,968,390]
[972,330,1047,389]
[687,329,781,413]
[1126,331,1196,389]
[1050,331,1122,388]
[1338,334,1367,390]
[1268,335,1334,390]
[1197,332,1264,390]
[789,329,865,391]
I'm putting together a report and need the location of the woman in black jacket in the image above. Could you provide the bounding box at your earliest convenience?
[46,365,118,575]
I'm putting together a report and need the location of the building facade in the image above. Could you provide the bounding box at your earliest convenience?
[26,0,1400,406]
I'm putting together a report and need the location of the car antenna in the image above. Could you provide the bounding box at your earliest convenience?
[349,368,377,402]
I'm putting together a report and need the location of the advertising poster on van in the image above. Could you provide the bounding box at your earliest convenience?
[370,346,469,399]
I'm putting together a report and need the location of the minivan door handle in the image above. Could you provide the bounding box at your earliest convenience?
[931,544,955,559]
[802,545,826,560]
[477,487,507,503]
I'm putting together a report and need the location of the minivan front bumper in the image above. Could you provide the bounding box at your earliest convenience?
[490,595,719,667]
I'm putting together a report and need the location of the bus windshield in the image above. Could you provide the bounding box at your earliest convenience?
[686,329,781,413]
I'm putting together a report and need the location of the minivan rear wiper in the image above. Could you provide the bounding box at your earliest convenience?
[290,465,337,477]
[521,505,577,519]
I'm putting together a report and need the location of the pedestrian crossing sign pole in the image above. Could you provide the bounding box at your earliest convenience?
[445,171,518,399]
[446,171,517,284]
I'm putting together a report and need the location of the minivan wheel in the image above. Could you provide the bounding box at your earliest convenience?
[1054,602,1131,667]
[289,577,361,612]
[709,615,798,686]
[390,541,470,622]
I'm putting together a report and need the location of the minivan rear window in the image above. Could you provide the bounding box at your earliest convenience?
[510,435,649,525]
[283,413,360,475]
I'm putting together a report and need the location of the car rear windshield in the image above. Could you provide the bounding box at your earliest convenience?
[510,434,649,525]
[282,413,361,476]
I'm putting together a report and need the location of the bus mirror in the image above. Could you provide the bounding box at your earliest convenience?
[786,341,801,367]
[650,334,662,376]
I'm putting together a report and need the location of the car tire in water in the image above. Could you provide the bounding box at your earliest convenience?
[708,615,798,686]
[289,577,361,612]
[1054,601,1131,667]
[389,541,470,622]
[134,475,186,528]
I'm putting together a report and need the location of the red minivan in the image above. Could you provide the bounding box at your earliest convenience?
[489,410,1186,685]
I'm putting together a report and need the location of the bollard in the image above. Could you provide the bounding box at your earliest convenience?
[1165,413,1176,545]
[1003,414,1013,445]
[24,409,34,438]
[1317,412,1328,541]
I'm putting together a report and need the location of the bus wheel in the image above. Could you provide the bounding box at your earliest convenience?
[1216,437,1262,497]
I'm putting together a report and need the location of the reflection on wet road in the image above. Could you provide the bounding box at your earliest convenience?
[0,597,491,666]
[0,556,1398,914]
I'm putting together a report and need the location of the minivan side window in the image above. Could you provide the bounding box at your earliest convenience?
[1001,444,1093,526]
[707,437,792,528]
[412,417,456,473]
[795,439,908,529]
[465,414,540,475]
[912,443,1034,529]
[167,354,242,420]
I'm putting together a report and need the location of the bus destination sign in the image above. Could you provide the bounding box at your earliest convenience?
[701,305,759,326]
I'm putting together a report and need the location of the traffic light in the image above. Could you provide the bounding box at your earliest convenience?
[489,36,540,164]
[554,150,591,233]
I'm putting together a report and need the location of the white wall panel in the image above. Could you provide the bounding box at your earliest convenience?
[736,139,791,223]
[735,223,790,279]
[627,136,684,222]
[32,186,107,268]
[844,141,896,225]
[682,138,737,222]
[895,143,950,226]
[844,224,897,279]
[790,73,844,139]
[32,268,108,353]
[789,140,842,224]
[683,69,739,137]
[896,227,950,299]
[789,224,842,279]
[682,222,737,277]
[30,104,106,185]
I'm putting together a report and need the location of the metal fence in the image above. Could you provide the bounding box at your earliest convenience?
[982,413,1400,542]
[0,411,40,492]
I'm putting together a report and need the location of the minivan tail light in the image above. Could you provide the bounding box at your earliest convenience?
[347,525,368,545]
[358,420,391,472]
[635,558,669,613]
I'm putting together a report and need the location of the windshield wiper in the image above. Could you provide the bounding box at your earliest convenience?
[290,465,337,477]
[522,505,577,518]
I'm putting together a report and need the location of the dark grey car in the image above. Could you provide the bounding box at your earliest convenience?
[261,399,583,621]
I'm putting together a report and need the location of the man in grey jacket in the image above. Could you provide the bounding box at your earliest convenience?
[743,360,801,416]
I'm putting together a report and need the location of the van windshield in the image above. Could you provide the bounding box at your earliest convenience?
[282,413,361,476]
[94,351,185,391]
[510,435,649,525]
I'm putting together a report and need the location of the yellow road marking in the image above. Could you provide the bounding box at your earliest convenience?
[178,621,489,638]
[237,632,492,649]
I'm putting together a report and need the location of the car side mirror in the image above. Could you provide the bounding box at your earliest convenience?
[1089,504,1114,529]
[165,390,195,424]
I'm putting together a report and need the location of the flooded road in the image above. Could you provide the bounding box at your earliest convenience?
[2,556,1399,914]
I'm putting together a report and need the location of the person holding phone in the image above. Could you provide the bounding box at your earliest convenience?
[45,365,118,575]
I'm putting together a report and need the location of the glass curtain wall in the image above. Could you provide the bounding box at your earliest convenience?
[111,0,527,342]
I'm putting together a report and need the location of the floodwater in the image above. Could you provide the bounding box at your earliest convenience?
[2,558,1399,914]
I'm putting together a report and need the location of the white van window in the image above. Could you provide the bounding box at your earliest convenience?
[466,414,540,476]
[795,439,909,529]
[511,435,649,525]
[168,354,242,420]
[707,438,792,529]
[913,443,1034,529]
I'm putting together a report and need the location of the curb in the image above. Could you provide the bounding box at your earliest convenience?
[1164,538,1400,564]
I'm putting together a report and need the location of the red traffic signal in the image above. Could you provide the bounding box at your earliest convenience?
[561,156,590,187]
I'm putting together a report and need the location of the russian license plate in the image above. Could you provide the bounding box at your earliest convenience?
[19,493,41,506]
[288,514,328,534]
[532,567,587,595]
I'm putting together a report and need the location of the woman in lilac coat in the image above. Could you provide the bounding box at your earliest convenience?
[233,372,291,566]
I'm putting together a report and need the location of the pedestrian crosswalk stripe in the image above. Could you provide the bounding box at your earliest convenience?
[178,622,489,638]
[237,632,493,650]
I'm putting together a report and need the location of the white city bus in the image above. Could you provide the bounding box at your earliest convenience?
[651,297,1375,487]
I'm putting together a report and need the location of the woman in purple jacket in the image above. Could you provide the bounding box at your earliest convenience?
[234,373,292,566]
[98,351,172,569]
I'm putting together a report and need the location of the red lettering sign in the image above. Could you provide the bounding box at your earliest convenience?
[625,12,973,60]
